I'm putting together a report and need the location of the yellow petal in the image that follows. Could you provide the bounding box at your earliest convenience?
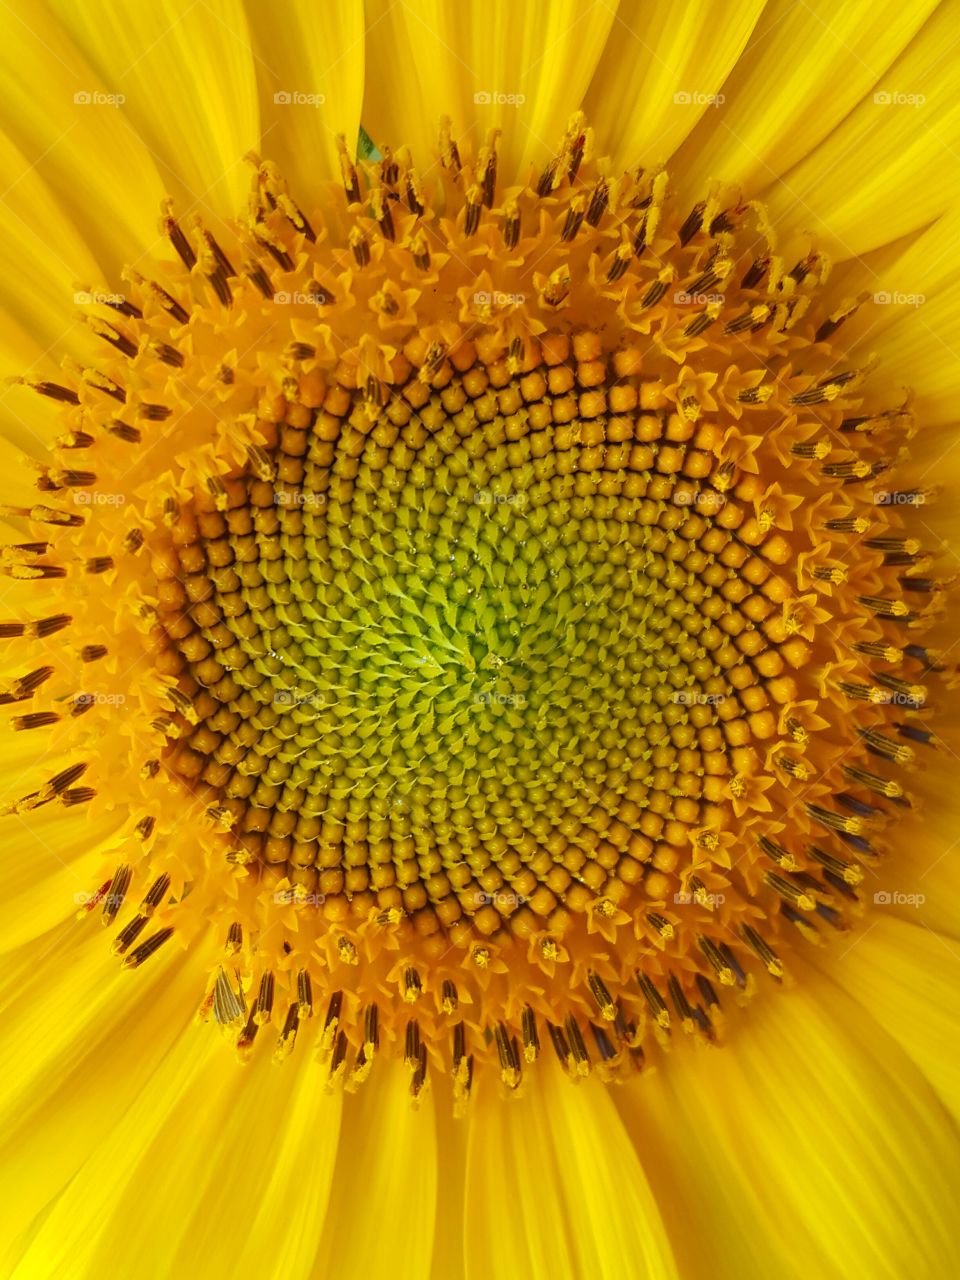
[166,1049,343,1278]
[0,134,100,372]
[466,1059,677,1280]
[0,3,167,272]
[313,1063,437,1279]
[863,750,960,941]
[0,806,122,953]
[761,1,960,257]
[814,209,960,360]
[7,1028,225,1278]
[45,0,259,224]
[672,0,938,201]
[0,930,199,1249]
[824,916,960,1121]
[616,978,960,1279]
[856,276,960,428]
[465,1073,581,1279]
[430,1093,468,1280]
[9,1027,343,1279]
[246,0,365,189]
[580,0,765,171]
[362,0,617,176]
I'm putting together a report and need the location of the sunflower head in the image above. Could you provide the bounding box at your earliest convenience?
[1,69,953,1117]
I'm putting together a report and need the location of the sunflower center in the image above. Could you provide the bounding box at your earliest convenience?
[6,116,943,1101]
[158,355,731,939]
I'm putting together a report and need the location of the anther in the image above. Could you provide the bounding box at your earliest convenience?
[587,971,617,1020]
[521,1006,540,1061]
[636,973,670,1030]
[140,873,171,915]
[349,226,370,268]
[161,203,197,270]
[297,970,313,1016]
[254,972,275,1025]
[547,1022,572,1070]
[121,927,174,969]
[697,935,737,985]
[564,1015,591,1075]
[464,186,482,237]
[494,199,519,253]
[336,135,361,205]
[212,968,245,1025]
[494,1021,521,1086]
[586,178,609,226]
[112,914,148,955]
[0,614,69,645]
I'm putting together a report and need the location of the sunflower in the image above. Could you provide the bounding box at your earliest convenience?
[1,0,959,1276]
